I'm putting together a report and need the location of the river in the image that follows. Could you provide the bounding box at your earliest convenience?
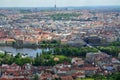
[0,46,50,57]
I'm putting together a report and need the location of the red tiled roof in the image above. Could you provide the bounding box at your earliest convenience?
[60,76,73,80]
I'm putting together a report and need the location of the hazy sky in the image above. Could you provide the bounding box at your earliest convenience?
[0,0,120,7]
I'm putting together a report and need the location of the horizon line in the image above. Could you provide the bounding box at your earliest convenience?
[0,5,120,8]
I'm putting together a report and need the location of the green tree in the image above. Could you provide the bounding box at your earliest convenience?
[111,73,120,80]
[93,74,105,80]
[15,53,21,59]
[33,74,39,80]
[15,57,32,66]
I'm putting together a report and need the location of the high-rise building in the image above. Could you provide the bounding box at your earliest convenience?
[54,4,56,9]
[54,0,56,10]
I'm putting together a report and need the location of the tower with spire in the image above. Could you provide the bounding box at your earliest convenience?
[54,0,56,10]
[54,4,56,9]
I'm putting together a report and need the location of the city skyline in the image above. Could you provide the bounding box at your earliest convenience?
[0,0,120,7]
